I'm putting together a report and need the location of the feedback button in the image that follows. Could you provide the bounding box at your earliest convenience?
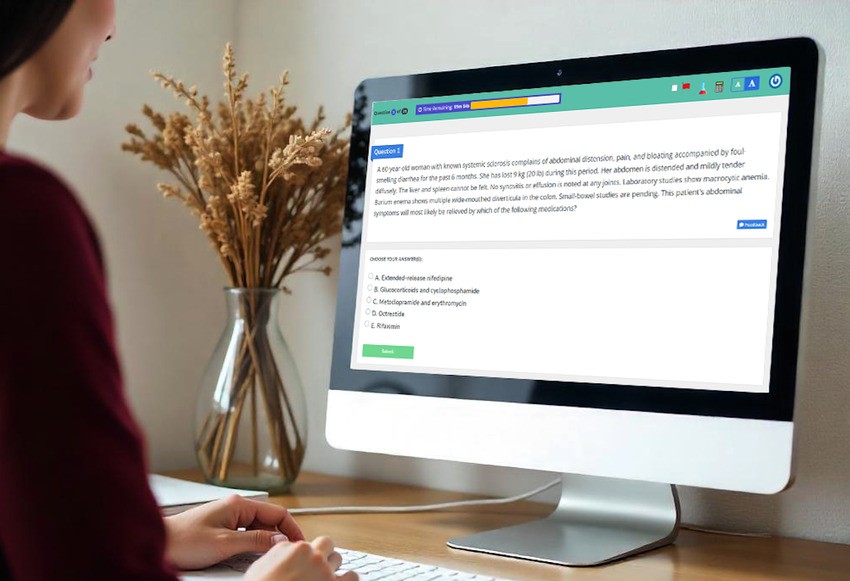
[371,144,404,160]
[737,219,767,230]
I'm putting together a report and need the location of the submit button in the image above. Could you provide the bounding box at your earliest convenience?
[362,344,414,359]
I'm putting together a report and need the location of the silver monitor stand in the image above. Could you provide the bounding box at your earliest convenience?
[448,474,680,566]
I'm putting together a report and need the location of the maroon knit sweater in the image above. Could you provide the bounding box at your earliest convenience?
[0,152,178,580]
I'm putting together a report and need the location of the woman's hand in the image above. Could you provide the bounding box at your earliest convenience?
[164,494,304,570]
[245,536,357,581]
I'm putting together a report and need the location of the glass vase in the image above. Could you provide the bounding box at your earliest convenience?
[195,288,307,493]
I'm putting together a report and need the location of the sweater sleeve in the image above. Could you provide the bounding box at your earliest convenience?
[0,162,178,580]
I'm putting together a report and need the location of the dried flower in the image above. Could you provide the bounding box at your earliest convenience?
[121,44,351,485]
[122,42,350,289]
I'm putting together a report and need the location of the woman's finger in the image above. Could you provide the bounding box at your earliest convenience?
[225,496,305,541]
[310,536,336,560]
[327,550,343,572]
[221,528,283,556]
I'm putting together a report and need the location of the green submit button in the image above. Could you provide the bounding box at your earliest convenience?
[362,344,414,359]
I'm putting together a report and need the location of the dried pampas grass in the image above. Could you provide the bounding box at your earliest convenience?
[122,42,350,291]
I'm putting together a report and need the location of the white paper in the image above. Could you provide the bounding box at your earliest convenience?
[149,474,268,516]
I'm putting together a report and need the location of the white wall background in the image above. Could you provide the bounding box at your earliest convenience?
[8,0,237,471]
[8,0,850,545]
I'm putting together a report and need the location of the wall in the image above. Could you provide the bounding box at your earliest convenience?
[8,0,849,545]
[8,0,238,470]
[237,0,850,543]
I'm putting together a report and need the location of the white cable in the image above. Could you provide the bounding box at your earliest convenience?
[287,479,773,539]
[287,478,562,515]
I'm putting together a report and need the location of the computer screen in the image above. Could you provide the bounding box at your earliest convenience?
[326,38,819,565]
[358,69,786,393]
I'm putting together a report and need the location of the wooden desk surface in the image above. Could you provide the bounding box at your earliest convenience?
[168,470,850,580]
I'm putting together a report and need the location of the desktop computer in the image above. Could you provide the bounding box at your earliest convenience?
[326,37,820,566]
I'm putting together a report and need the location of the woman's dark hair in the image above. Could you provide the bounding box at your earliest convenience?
[0,0,75,79]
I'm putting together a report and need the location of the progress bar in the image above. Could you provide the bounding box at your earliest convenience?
[471,94,561,109]
[415,93,561,115]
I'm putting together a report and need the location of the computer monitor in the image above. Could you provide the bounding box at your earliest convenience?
[326,37,820,566]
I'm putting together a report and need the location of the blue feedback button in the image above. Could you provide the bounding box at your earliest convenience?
[737,219,767,230]
[371,144,404,160]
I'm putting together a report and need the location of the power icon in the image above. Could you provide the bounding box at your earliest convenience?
[769,74,783,89]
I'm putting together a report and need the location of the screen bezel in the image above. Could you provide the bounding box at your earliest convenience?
[330,37,819,422]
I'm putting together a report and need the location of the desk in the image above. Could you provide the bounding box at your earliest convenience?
[168,469,850,580]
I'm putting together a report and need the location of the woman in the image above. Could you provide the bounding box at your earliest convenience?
[0,1,355,579]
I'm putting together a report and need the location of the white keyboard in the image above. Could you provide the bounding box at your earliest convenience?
[180,547,518,580]
[337,548,517,580]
